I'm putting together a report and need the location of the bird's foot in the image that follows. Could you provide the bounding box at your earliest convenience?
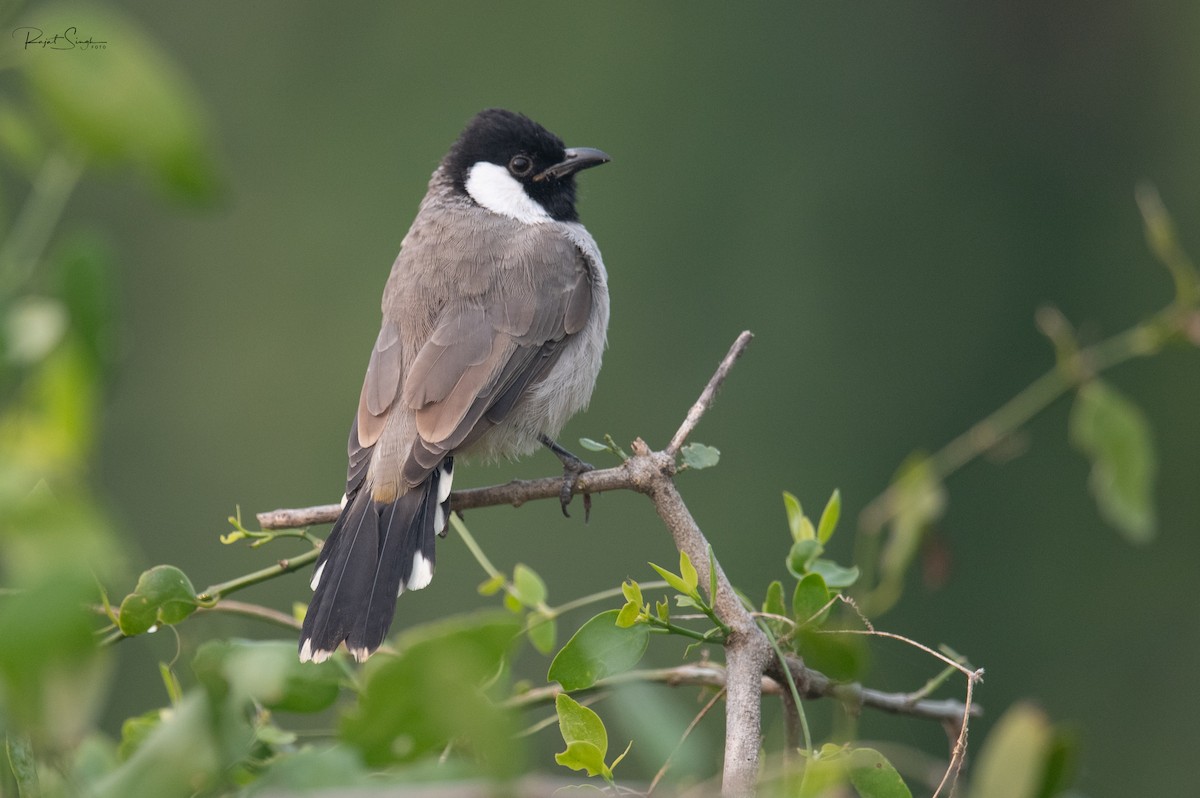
[539,434,594,520]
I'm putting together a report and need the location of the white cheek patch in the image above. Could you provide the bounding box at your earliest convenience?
[465,162,551,224]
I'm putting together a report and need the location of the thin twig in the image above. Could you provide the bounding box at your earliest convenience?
[195,599,301,630]
[648,687,726,795]
[666,331,754,456]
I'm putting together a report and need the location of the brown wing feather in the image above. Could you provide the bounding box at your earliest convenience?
[379,222,595,488]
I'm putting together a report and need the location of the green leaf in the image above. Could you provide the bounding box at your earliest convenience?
[1069,381,1158,543]
[339,612,522,774]
[611,739,633,771]
[158,662,182,705]
[555,694,608,757]
[555,741,610,780]
[117,565,198,635]
[554,694,612,779]
[817,489,842,544]
[809,559,861,590]
[871,454,946,615]
[477,573,506,596]
[969,703,1054,798]
[796,628,869,681]
[763,580,786,616]
[655,599,669,622]
[708,545,718,605]
[512,563,548,607]
[783,491,806,540]
[678,549,699,593]
[526,614,557,655]
[116,710,162,762]
[786,539,823,578]
[19,3,220,200]
[620,578,643,607]
[93,693,222,798]
[578,437,609,452]
[679,442,720,470]
[847,747,912,797]
[648,561,695,597]
[548,610,649,690]
[792,573,831,627]
[615,601,641,628]
[5,734,39,797]
[192,639,341,713]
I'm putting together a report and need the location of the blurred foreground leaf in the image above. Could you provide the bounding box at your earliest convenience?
[1069,381,1157,543]
[339,612,522,776]
[18,2,220,200]
[969,702,1077,798]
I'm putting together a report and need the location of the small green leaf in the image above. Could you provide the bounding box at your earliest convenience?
[158,662,182,705]
[783,491,805,540]
[615,601,641,628]
[611,739,633,771]
[655,599,669,622]
[620,579,642,607]
[648,561,694,598]
[555,694,608,757]
[512,563,548,608]
[555,694,613,779]
[503,592,523,614]
[116,709,162,761]
[817,489,842,544]
[527,614,557,655]
[673,595,699,609]
[578,437,609,452]
[549,610,649,690]
[1069,381,1158,543]
[846,747,912,798]
[679,442,720,470]
[708,545,718,605]
[792,573,831,627]
[477,574,506,596]
[117,565,198,635]
[786,539,823,578]
[555,741,610,779]
[678,550,699,593]
[809,560,860,590]
[763,580,786,617]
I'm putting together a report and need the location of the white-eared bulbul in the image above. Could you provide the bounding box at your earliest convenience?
[300,109,610,663]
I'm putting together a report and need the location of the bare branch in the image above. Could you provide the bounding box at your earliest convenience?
[195,599,301,631]
[666,330,754,456]
[506,660,976,727]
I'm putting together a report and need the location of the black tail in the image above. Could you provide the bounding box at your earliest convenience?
[299,458,453,662]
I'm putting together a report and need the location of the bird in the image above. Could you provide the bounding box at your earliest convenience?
[299,109,611,663]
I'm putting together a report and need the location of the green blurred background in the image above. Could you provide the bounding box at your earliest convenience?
[5,1,1200,794]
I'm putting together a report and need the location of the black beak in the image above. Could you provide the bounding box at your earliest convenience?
[534,147,611,181]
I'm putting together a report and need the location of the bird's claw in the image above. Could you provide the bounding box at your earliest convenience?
[557,457,594,520]
[540,434,594,521]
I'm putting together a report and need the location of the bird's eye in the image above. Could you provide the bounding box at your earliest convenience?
[508,155,534,176]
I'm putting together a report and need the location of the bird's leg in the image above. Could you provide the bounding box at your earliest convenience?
[538,434,593,520]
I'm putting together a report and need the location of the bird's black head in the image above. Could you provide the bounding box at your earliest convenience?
[444,109,609,223]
